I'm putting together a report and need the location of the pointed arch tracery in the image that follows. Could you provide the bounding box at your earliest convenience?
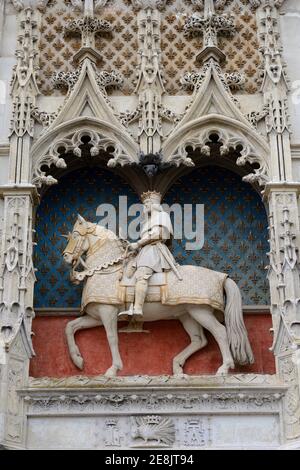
[31,117,139,188]
[162,114,270,188]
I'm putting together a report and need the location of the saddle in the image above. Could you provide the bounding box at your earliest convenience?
[119,272,167,303]
[120,272,166,287]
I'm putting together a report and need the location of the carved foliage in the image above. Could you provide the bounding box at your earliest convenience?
[131,0,167,10]
[52,67,123,96]
[181,68,245,94]
[11,0,50,11]
[171,128,270,186]
[32,129,129,186]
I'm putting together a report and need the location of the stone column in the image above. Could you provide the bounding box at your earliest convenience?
[257,0,300,444]
[134,3,166,155]
[0,5,40,448]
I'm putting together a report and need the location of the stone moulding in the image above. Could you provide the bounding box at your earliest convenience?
[19,374,286,416]
[19,375,286,449]
[27,373,281,389]
[32,128,124,187]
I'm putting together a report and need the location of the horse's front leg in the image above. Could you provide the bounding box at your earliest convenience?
[98,304,123,377]
[65,315,102,370]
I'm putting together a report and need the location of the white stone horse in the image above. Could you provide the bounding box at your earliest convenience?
[62,215,254,377]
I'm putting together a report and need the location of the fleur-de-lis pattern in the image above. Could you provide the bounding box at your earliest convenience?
[33,166,270,308]
[165,166,270,305]
[38,0,261,97]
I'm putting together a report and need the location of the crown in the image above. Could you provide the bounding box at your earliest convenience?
[145,415,161,425]
[105,418,117,426]
[141,191,162,204]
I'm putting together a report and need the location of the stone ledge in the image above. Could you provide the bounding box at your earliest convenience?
[27,373,281,389]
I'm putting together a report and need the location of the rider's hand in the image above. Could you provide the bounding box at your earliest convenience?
[130,242,139,251]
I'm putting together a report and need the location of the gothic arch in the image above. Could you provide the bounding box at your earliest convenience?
[30,117,140,188]
[162,115,270,189]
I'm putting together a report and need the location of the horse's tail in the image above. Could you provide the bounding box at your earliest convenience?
[224,277,254,365]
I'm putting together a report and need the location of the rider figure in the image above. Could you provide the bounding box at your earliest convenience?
[119,191,180,320]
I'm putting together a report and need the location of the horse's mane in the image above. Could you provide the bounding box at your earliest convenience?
[93,223,119,242]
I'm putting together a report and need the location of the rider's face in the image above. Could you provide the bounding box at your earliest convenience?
[144,201,152,214]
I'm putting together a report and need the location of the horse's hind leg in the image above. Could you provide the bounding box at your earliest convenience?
[187,305,234,375]
[173,313,208,376]
[65,315,102,370]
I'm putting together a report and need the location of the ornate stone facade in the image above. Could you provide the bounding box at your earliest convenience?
[0,0,300,449]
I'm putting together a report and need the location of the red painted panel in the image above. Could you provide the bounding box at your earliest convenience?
[30,314,276,377]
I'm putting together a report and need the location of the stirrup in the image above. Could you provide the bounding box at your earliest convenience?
[118,303,134,319]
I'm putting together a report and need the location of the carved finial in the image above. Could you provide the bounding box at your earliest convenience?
[64,0,113,64]
[184,0,235,65]
[204,0,215,16]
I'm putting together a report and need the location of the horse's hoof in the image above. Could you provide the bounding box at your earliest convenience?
[104,366,118,377]
[74,355,84,370]
[216,362,234,376]
[173,373,188,379]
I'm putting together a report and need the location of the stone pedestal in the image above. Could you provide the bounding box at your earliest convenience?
[19,374,286,450]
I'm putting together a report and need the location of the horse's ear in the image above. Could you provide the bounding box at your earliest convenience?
[77,214,86,224]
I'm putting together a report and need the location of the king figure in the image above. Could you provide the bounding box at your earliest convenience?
[119,191,181,320]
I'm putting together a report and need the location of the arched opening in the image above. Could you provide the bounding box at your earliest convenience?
[33,165,139,309]
[164,164,270,306]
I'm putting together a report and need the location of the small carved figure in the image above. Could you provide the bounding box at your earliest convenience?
[131,416,175,447]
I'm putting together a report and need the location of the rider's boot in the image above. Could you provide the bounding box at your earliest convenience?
[132,278,148,319]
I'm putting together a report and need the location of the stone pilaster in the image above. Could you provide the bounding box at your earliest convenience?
[0,4,40,448]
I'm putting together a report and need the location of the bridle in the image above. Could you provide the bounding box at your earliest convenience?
[63,223,96,268]
[63,223,133,282]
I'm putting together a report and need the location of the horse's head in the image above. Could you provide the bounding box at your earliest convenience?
[62,214,95,266]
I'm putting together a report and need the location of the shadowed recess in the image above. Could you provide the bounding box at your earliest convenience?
[34,165,269,308]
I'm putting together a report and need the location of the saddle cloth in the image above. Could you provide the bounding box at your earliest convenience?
[81,265,227,313]
[120,272,166,287]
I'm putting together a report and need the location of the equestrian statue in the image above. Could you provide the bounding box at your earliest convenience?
[62,191,254,377]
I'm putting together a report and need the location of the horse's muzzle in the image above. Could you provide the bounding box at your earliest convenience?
[63,252,74,265]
